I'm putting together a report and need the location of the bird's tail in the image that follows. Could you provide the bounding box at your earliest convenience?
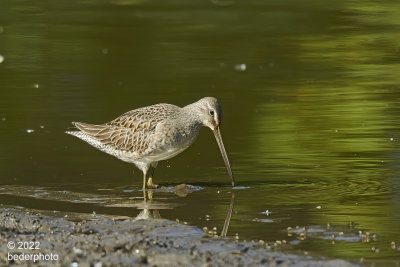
[65,121,79,136]
[65,122,108,151]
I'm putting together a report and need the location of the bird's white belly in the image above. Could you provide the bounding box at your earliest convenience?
[117,145,187,165]
[145,126,200,163]
[151,143,191,162]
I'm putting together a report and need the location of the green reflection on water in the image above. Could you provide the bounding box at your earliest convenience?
[1,0,400,265]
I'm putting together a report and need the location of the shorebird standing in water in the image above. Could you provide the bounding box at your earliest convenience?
[66,97,235,189]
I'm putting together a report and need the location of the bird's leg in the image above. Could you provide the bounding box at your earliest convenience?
[143,186,147,201]
[147,167,157,189]
[147,190,153,200]
[143,168,148,191]
[147,162,159,189]
[142,167,150,200]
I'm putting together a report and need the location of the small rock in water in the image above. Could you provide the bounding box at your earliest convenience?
[234,63,247,71]
[0,54,4,63]
[316,206,321,209]
[390,137,394,141]
[33,83,39,88]
[26,129,35,133]
[371,246,379,253]
[173,184,187,191]
[173,184,188,197]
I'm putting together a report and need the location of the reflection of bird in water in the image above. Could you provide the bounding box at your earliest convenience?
[67,97,235,189]
[135,207,161,220]
[221,192,235,237]
[133,190,235,238]
[133,190,168,220]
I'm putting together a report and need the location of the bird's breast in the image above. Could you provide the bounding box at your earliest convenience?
[145,122,201,162]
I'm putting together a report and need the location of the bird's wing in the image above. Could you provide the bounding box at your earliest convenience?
[73,104,180,156]
[108,103,179,130]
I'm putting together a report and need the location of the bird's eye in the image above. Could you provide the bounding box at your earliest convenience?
[209,110,215,116]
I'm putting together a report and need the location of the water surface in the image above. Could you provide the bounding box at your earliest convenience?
[1,0,400,265]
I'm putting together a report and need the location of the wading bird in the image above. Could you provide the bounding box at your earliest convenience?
[66,97,235,189]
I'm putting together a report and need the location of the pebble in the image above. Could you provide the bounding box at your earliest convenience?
[73,248,83,255]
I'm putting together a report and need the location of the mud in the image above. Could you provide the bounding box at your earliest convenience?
[0,208,357,266]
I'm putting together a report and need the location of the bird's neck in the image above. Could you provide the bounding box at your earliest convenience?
[181,103,204,128]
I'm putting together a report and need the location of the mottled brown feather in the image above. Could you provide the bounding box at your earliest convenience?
[72,104,180,155]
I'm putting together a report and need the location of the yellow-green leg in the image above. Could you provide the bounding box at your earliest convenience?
[147,178,159,189]
[147,190,153,200]
[143,171,147,190]
[147,163,159,189]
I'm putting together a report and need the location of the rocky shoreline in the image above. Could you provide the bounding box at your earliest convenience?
[0,208,357,266]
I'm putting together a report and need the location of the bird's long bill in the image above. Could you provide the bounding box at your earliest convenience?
[213,127,236,187]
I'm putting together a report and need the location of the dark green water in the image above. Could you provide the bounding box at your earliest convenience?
[1,0,400,265]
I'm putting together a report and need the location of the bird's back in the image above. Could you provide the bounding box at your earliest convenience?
[67,103,181,160]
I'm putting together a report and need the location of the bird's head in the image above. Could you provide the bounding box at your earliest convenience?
[196,97,223,131]
[194,97,235,187]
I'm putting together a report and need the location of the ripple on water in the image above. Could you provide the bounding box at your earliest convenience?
[232,186,250,190]
[252,218,274,223]
[287,225,377,244]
